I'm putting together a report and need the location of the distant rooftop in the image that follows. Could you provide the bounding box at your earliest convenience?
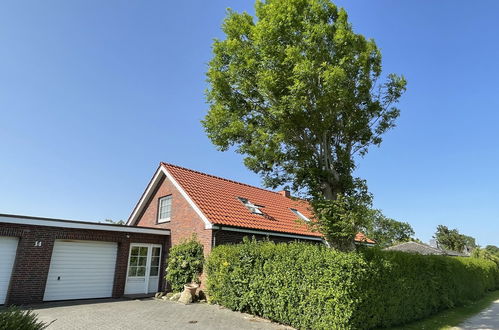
[385,241,469,257]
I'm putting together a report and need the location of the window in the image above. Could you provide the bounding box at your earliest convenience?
[238,197,263,215]
[158,195,172,222]
[127,245,161,278]
[149,247,161,276]
[290,208,310,222]
[128,246,148,277]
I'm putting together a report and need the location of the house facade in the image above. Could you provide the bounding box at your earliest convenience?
[126,162,374,253]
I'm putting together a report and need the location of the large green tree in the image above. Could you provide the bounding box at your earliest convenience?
[362,210,415,247]
[434,225,477,253]
[203,0,406,249]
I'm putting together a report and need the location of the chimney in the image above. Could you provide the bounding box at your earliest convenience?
[278,190,291,198]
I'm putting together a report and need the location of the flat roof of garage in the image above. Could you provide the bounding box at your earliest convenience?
[0,213,170,236]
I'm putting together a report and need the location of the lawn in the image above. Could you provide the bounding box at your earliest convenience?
[388,290,499,330]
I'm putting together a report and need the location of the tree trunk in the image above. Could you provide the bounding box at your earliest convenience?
[321,177,342,201]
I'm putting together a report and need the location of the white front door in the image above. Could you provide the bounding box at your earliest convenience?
[0,237,18,304]
[43,240,118,301]
[124,244,162,295]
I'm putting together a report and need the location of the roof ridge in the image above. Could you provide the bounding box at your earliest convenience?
[160,162,282,195]
[394,241,442,251]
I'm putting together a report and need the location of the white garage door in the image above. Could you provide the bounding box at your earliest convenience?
[0,237,18,304]
[44,240,118,301]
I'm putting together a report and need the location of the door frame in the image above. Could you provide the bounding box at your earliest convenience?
[0,236,19,305]
[125,243,162,294]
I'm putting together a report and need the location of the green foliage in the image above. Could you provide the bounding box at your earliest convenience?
[0,307,47,330]
[203,0,406,201]
[434,225,477,253]
[204,0,406,250]
[310,188,372,250]
[166,235,204,292]
[102,219,125,225]
[485,245,499,256]
[206,240,499,329]
[362,209,415,247]
[472,247,499,267]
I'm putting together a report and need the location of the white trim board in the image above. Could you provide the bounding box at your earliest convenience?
[213,225,323,241]
[126,165,213,229]
[126,167,163,226]
[0,215,170,236]
[161,166,213,229]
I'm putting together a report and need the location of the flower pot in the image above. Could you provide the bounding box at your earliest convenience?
[184,283,199,299]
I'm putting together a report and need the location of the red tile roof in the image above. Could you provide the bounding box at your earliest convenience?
[162,163,374,244]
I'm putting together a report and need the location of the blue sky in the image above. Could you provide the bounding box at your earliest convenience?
[1,1,498,246]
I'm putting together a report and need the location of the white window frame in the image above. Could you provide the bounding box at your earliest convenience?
[157,195,172,223]
[238,197,263,215]
[290,208,310,222]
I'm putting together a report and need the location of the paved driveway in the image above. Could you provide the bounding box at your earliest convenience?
[455,299,499,330]
[30,298,291,330]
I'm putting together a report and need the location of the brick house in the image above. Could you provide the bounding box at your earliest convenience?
[0,162,373,306]
[126,162,374,254]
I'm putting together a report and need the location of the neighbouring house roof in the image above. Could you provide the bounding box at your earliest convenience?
[385,241,445,255]
[384,241,469,257]
[128,162,375,244]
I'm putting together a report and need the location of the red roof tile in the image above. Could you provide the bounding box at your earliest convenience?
[162,162,374,244]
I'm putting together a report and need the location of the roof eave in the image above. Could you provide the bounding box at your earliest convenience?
[127,163,213,229]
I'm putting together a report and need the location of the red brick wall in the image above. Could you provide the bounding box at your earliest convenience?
[0,223,169,305]
[134,176,213,255]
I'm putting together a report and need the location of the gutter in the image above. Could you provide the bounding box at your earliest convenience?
[211,225,324,242]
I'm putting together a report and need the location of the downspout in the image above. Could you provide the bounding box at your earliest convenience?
[212,226,222,248]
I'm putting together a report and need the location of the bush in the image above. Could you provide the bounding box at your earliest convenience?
[166,235,204,292]
[206,239,499,329]
[0,307,47,330]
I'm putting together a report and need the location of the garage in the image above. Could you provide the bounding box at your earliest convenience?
[0,213,170,305]
[0,237,18,305]
[44,240,118,301]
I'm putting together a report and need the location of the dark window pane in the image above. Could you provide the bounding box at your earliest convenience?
[137,267,146,277]
[150,256,160,267]
[131,247,140,256]
[138,257,147,266]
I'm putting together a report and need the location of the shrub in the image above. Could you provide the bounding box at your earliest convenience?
[206,239,499,329]
[166,235,204,292]
[0,307,47,330]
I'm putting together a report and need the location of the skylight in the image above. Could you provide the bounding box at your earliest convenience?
[290,208,309,222]
[238,197,264,215]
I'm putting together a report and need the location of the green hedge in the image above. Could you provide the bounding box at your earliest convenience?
[206,240,499,329]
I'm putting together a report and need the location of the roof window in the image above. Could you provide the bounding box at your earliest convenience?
[238,197,264,215]
[290,208,310,222]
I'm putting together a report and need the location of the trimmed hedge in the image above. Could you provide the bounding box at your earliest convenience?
[206,239,499,329]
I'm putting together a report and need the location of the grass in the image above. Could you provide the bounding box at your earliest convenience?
[387,290,499,330]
